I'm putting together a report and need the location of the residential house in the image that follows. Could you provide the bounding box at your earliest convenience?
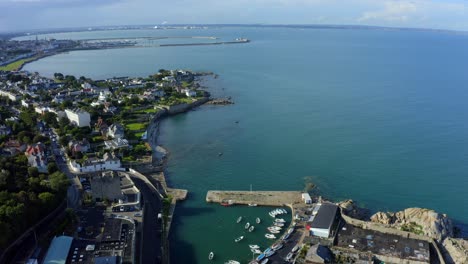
[182,88,196,97]
[0,125,11,136]
[95,117,109,137]
[107,123,124,139]
[69,152,122,173]
[25,142,48,173]
[65,108,91,127]
[68,139,90,154]
[104,138,129,150]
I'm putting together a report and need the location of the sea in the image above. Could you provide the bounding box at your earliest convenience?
[17,26,468,263]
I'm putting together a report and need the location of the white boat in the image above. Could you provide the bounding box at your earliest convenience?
[269,212,276,217]
[225,260,240,264]
[260,258,269,264]
[268,226,282,231]
[251,248,262,254]
[285,252,294,261]
[237,216,243,223]
[249,225,255,232]
[269,230,280,234]
[271,242,283,250]
[274,223,284,227]
[248,203,257,207]
[282,209,287,214]
[275,209,282,214]
[209,252,214,260]
[256,217,261,224]
[287,228,294,235]
[234,236,244,242]
[291,244,300,253]
[265,234,276,239]
[275,218,286,223]
[245,222,250,229]
[249,244,260,249]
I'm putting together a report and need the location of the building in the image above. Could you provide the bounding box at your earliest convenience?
[25,142,48,173]
[69,152,122,173]
[0,90,20,101]
[107,123,124,139]
[309,203,339,238]
[68,139,90,154]
[182,88,196,97]
[302,192,312,204]
[42,236,73,264]
[95,256,118,264]
[65,108,91,127]
[104,138,129,150]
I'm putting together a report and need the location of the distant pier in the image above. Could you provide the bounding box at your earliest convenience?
[206,190,303,207]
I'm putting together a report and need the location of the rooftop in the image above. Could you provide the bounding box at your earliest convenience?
[310,203,339,230]
[336,223,430,263]
[101,218,122,243]
[43,236,73,264]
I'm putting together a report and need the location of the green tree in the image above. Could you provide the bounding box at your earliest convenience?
[28,167,39,178]
[48,172,69,193]
[38,192,55,209]
[47,162,58,174]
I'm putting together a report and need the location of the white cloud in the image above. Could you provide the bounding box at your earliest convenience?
[358,0,467,26]
[359,1,418,23]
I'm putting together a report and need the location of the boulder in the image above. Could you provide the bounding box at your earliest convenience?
[442,238,468,264]
[370,207,453,241]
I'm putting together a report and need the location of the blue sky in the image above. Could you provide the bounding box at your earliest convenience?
[1,0,468,32]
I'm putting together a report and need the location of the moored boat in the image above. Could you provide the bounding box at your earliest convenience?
[265,234,276,239]
[249,244,260,249]
[269,230,280,234]
[282,233,291,241]
[275,218,286,223]
[256,253,266,262]
[265,250,275,257]
[237,216,243,223]
[274,222,284,227]
[251,249,262,254]
[245,222,250,229]
[225,260,240,264]
[291,244,300,253]
[234,236,244,242]
[269,212,276,217]
[209,252,214,260]
[285,252,294,262]
[260,258,269,264]
[271,241,283,250]
[221,199,235,206]
[248,203,257,207]
[256,217,261,224]
[249,225,255,232]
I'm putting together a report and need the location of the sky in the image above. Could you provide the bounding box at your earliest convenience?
[1,0,468,32]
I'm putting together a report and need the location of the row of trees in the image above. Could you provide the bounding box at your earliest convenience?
[0,155,69,249]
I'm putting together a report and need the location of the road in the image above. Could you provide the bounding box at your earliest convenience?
[132,177,163,264]
[50,132,81,208]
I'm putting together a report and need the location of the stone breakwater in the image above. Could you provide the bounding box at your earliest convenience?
[206,190,303,206]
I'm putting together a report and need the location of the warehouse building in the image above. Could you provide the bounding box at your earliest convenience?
[309,203,340,238]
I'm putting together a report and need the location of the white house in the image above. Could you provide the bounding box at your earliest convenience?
[302,192,312,204]
[98,90,112,102]
[65,108,91,127]
[69,152,122,173]
[182,88,196,97]
[107,123,125,139]
[0,90,20,101]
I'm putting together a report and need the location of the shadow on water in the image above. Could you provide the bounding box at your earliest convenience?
[169,204,216,264]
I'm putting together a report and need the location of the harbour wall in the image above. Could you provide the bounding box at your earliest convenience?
[205,190,303,207]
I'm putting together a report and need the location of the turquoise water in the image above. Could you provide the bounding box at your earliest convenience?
[21,27,468,263]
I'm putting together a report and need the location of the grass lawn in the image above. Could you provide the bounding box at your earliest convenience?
[125,123,146,131]
[0,57,38,71]
[139,108,159,114]
[135,131,145,138]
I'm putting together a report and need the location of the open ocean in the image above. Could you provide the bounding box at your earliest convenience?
[18,26,468,263]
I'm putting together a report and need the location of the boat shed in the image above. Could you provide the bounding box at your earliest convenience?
[302,192,312,204]
[310,203,339,238]
[42,236,73,264]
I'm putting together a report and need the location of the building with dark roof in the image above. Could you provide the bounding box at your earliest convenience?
[309,203,340,238]
[42,236,73,264]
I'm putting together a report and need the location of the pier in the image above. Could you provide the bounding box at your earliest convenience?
[206,190,303,207]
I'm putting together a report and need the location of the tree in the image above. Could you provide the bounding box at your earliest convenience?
[48,172,69,193]
[47,162,58,174]
[42,112,58,128]
[28,167,39,178]
[38,192,55,209]
[54,73,64,80]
